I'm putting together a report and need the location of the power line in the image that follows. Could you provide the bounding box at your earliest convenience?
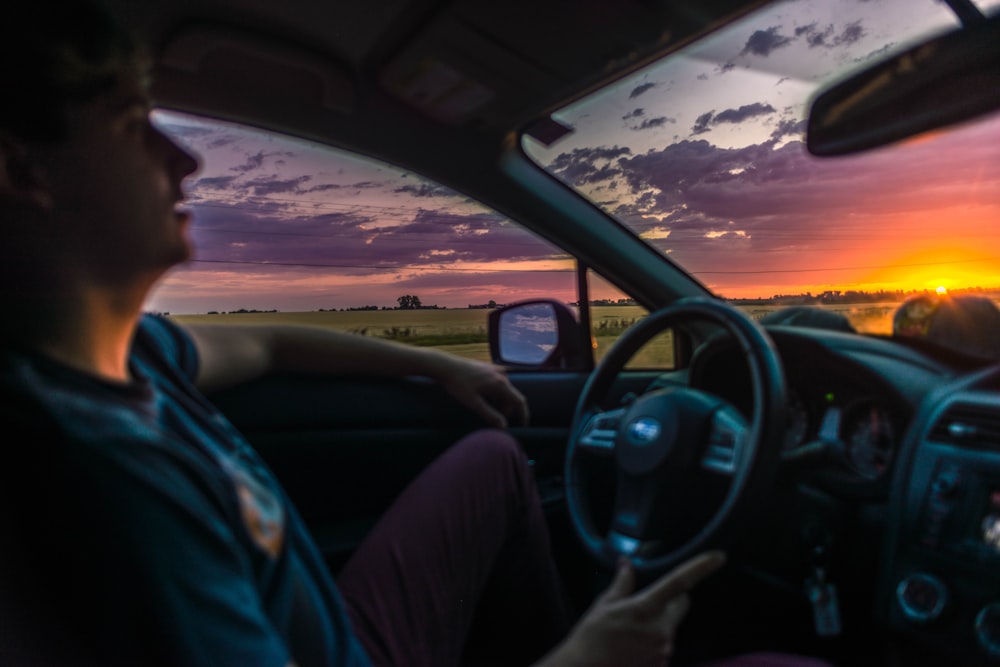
[187,193,484,216]
[192,227,550,247]
[692,258,997,275]
[189,258,575,272]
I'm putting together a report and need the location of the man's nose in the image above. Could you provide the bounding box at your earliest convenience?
[154,126,200,179]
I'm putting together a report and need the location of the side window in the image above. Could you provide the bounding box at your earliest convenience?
[150,111,576,362]
[587,271,676,371]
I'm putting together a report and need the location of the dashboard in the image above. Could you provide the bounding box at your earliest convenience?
[687,323,1000,663]
[689,325,951,496]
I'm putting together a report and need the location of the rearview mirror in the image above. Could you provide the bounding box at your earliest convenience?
[807,15,1000,156]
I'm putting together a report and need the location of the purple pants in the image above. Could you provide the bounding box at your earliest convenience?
[337,429,572,666]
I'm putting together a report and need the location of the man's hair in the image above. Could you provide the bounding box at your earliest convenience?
[0,0,146,142]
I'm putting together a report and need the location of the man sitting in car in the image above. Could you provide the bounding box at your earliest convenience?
[0,2,830,666]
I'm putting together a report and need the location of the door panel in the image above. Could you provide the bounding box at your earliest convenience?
[207,369,663,571]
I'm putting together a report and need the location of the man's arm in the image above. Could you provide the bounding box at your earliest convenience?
[182,323,528,428]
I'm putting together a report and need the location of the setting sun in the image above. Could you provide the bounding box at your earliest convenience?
[936,286,948,295]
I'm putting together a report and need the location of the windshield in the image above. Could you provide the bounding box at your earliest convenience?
[524,0,1000,335]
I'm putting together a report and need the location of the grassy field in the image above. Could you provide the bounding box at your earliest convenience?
[168,301,912,364]
[170,309,496,360]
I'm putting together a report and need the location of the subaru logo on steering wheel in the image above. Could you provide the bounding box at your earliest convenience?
[627,417,661,445]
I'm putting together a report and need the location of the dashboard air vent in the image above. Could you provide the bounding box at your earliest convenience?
[929,404,1000,450]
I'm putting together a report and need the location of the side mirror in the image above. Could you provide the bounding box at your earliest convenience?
[807,15,1000,156]
[488,300,590,369]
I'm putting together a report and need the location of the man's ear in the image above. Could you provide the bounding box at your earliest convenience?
[0,133,54,211]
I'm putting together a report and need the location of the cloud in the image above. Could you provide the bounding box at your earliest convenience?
[207,135,240,149]
[230,151,268,174]
[634,117,675,131]
[547,146,632,186]
[394,183,455,198]
[192,175,238,191]
[837,21,866,46]
[629,82,657,99]
[713,103,776,124]
[690,103,775,135]
[704,228,750,240]
[623,108,675,131]
[770,118,806,141]
[186,188,562,278]
[230,150,294,174]
[241,175,313,196]
[740,26,793,57]
[692,111,715,135]
[300,183,344,194]
[796,20,867,48]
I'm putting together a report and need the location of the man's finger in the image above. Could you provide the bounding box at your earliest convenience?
[635,550,726,608]
[661,592,691,628]
[656,594,692,662]
[600,557,636,603]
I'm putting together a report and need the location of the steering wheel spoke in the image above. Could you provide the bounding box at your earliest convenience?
[606,529,642,557]
[577,407,626,455]
[701,404,750,476]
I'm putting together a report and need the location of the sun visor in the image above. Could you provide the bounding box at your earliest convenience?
[152,26,355,121]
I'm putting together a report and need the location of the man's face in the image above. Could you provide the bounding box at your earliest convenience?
[34,74,200,288]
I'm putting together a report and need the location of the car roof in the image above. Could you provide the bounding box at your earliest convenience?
[106,0,768,158]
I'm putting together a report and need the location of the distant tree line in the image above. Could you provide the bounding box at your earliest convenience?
[728,287,1000,306]
[205,308,279,314]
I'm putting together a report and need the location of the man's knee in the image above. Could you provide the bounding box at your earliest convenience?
[450,428,534,496]
[454,427,526,467]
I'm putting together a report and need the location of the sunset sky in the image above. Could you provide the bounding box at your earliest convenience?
[148,0,1000,314]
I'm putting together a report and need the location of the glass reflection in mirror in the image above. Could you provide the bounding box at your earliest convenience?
[498,303,559,365]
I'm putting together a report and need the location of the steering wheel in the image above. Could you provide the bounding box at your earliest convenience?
[566,297,787,573]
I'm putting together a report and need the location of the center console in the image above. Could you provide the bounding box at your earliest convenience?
[881,375,1000,664]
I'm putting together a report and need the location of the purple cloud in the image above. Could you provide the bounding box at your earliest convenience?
[692,111,715,135]
[547,146,632,186]
[393,183,455,198]
[714,103,777,124]
[689,103,776,135]
[629,82,657,99]
[635,117,674,130]
[241,175,314,196]
[797,21,866,48]
[741,26,793,57]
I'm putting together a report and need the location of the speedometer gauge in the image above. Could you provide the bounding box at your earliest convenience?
[842,401,895,479]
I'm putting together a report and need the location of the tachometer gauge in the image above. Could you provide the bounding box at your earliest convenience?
[842,401,895,479]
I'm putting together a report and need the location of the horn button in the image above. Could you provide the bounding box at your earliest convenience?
[616,388,720,475]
